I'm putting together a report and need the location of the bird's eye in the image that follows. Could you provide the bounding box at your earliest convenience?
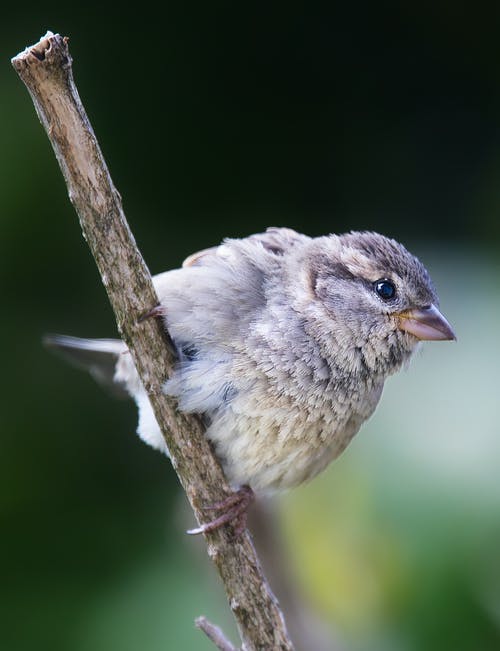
[374,279,396,300]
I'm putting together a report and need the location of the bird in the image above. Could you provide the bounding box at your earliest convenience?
[45,228,455,534]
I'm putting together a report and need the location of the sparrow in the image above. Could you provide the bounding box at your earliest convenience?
[46,228,455,533]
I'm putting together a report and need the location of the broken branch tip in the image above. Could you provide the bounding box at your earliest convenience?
[11,31,67,67]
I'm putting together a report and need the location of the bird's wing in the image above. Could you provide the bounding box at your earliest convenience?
[44,334,129,398]
[151,227,311,416]
[156,227,311,348]
[182,227,306,267]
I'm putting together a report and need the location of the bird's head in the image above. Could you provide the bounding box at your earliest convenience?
[299,231,455,377]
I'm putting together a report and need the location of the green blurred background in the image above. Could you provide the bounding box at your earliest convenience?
[2,4,500,650]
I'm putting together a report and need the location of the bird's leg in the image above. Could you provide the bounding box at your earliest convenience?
[187,485,254,538]
[137,304,166,323]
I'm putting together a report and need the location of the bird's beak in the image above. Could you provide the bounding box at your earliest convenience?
[397,304,456,341]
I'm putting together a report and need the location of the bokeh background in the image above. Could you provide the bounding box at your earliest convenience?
[2,4,500,650]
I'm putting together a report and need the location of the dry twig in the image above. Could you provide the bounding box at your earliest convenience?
[196,616,240,651]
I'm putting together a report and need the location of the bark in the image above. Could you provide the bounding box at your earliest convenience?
[12,32,294,651]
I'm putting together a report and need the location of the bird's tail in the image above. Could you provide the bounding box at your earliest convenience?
[43,334,129,398]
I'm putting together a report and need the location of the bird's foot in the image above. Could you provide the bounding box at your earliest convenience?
[137,304,166,323]
[187,485,254,538]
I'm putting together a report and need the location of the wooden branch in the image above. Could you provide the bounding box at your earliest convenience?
[12,32,294,651]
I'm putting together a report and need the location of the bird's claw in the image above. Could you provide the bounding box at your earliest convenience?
[137,304,166,323]
[187,485,254,538]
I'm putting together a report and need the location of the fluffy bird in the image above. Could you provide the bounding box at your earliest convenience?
[46,228,455,531]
